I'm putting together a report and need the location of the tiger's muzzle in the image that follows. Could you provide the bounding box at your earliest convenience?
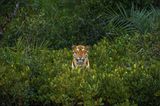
[76,57,85,65]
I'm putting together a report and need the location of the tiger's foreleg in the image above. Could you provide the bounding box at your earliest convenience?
[72,60,77,69]
[86,60,90,68]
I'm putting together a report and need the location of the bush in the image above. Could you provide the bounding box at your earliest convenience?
[0,34,160,106]
[2,0,160,48]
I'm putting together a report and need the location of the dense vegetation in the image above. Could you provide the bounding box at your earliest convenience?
[0,0,160,106]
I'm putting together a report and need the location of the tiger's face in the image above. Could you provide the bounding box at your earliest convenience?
[72,45,89,65]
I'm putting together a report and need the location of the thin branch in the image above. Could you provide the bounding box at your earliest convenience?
[0,2,20,35]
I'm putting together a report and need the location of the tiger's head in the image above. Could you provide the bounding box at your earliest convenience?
[72,45,89,66]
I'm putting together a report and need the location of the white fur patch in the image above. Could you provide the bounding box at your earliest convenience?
[76,48,79,51]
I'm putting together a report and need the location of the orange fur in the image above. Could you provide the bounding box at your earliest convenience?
[72,45,90,69]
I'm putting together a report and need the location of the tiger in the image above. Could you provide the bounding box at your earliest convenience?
[72,45,90,69]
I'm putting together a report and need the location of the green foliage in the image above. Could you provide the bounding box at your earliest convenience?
[0,34,160,106]
[2,0,160,48]
[0,0,160,106]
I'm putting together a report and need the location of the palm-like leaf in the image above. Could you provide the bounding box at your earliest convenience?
[130,6,160,34]
[104,4,135,36]
[104,4,160,35]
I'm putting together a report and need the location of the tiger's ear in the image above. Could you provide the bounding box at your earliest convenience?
[85,45,90,51]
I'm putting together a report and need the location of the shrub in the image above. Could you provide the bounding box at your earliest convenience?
[0,34,160,106]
